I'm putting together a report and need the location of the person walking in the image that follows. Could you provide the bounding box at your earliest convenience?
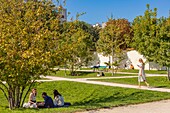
[137,58,149,88]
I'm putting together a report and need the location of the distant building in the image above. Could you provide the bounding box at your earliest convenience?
[56,5,67,22]
[102,22,106,28]
[92,23,101,28]
[24,1,67,22]
[60,7,67,22]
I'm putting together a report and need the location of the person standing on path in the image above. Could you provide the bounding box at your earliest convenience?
[137,58,149,88]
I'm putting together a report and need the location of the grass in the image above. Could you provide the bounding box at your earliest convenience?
[49,70,135,78]
[118,69,167,74]
[49,68,167,79]
[90,76,170,88]
[80,68,167,74]
[1,81,170,113]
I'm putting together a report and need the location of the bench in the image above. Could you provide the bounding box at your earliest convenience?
[91,66,107,72]
[99,66,108,71]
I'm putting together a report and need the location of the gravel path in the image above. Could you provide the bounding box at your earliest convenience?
[79,99,170,113]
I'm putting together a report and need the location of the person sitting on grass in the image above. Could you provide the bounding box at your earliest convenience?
[41,92,54,108]
[53,89,64,107]
[28,88,37,108]
[23,88,37,108]
[29,88,37,103]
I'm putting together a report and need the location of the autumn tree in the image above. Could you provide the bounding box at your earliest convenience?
[97,18,132,75]
[0,0,62,109]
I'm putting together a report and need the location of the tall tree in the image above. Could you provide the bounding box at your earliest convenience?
[60,21,95,76]
[97,18,132,75]
[0,0,62,109]
[155,17,170,79]
[132,4,170,79]
[132,4,159,64]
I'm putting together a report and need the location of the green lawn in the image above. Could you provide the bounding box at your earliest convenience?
[118,69,167,74]
[80,68,167,74]
[49,68,167,79]
[90,76,170,88]
[49,70,136,78]
[1,81,170,113]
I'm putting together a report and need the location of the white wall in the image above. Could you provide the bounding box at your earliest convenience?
[90,50,166,70]
[98,54,111,66]
[89,52,110,66]
[127,50,166,70]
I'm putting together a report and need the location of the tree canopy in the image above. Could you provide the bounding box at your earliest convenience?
[60,21,95,75]
[132,4,170,66]
[132,4,170,78]
[0,0,62,109]
[97,18,132,56]
[97,18,132,74]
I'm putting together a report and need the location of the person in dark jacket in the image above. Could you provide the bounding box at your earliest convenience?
[42,92,54,108]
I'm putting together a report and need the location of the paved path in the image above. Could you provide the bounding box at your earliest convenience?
[42,75,170,93]
[79,99,170,113]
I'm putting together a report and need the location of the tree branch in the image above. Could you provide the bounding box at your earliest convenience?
[0,87,8,101]
[21,80,36,106]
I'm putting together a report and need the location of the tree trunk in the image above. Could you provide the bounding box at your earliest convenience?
[112,47,114,76]
[70,63,75,76]
[168,67,170,81]
[19,86,25,107]
[64,61,67,76]
[9,97,13,110]
[15,86,20,108]
[0,82,8,101]
[21,81,35,106]
[8,87,14,110]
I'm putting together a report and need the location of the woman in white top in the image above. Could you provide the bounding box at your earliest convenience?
[28,88,37,108]
[137,58,149,88]
[23,88,37,108]
[53,89,64,107]
[29,88,37,103]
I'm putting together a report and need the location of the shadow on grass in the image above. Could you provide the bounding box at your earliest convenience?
[0,105,8,108]
[72,91,142,108]
[71,71,97,76]
[153,86,167,88]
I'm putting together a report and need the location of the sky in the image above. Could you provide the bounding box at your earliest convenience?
[56,0,170,24]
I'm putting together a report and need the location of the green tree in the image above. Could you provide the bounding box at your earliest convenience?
[97,18,132,75]
[155,17,170,79]
[0,0,62,109]
[132,4,170,79]
[60,21,95,76]
[132,4,159,68]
